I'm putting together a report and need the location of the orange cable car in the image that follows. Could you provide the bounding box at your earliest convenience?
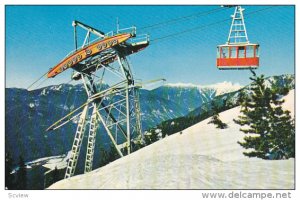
[216,6,259,70]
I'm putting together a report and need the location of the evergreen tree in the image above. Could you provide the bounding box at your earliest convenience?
[208,101,228,129]
[16,156,27,189]
[234,70,295,159]
[268,83,295,159]
[99,147,109,167]
[52,167,59,183]
[237,90,247,106]
[107,144,120,163]
[131,134,146,152]
[5,152,15,189]
[144,129,160,145]
[96,145,121,167]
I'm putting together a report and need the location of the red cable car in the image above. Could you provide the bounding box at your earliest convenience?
[217,6,259,70]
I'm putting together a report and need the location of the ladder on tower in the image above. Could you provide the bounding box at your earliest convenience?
[65,105,89,179]
[84,104,99,173]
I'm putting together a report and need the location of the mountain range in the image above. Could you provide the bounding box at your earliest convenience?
[5,74,295,189]
[5,80,244,164]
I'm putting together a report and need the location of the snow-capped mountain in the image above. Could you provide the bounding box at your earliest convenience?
[166,81,242,96]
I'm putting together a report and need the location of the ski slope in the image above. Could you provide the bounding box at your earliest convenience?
[49,90,294,189]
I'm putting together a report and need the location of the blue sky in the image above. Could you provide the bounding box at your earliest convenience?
[5,5,295,88]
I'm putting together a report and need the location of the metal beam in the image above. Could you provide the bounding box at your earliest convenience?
[73,20,105,38]
[96,111,124,157]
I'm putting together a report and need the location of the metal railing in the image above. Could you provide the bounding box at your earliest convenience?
[117,26,136,36]
[129,34,150,45]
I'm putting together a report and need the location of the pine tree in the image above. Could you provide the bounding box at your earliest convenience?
[234,70,295,159]
[144,128,160,145]
[16,156,27,189]
[52,167,59,183]
[99,147,109,167]
[237,90,247,106]
[208,101,228,129]
[131,134,146,152]
[267,84,295,159]
[107,144,120,163]
[5,152,15,189]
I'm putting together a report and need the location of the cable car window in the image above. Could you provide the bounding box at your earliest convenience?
[256,46,259,57]
[217,47,220,58]
[230,47,237,58]
[238,46,245,58]
[246,46,254,58]
[221,47,229,58]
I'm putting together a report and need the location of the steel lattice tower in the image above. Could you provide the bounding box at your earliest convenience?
[46,21,148,179]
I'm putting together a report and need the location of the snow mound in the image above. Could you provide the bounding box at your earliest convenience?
[43,151,72,170]
[49,90,294,189]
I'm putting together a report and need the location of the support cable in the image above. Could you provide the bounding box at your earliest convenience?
[140,7,228,31]
[151,6,275,43]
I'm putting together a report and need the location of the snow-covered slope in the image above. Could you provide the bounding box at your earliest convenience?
[282,89,294,117]
[49,90,295,189]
